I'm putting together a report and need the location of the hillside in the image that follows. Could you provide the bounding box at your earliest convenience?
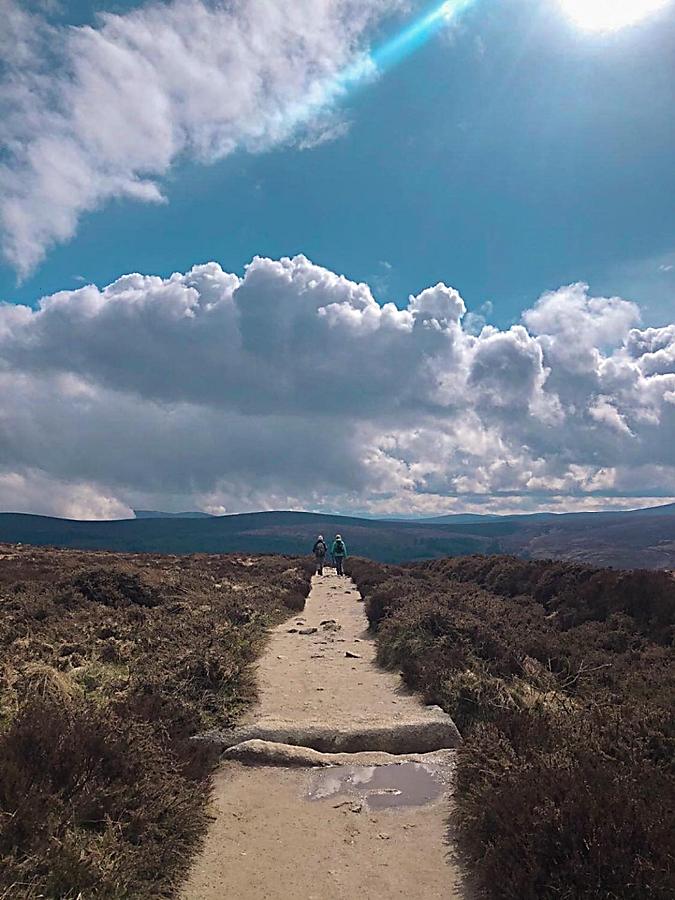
[502,508,675,569]
[420,501,675,525]
[1,505,674,568]
[0,511,511,562]
[348,555,675,899]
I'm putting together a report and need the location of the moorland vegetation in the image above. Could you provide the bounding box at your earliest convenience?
[2,542,672,899]
[0,545,312,898]
[347,554,674,899]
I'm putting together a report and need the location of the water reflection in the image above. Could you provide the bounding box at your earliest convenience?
[306,762,448,810]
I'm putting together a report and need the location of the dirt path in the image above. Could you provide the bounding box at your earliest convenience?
[182,570,469,899]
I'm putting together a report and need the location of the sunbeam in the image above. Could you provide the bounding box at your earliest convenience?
[276,1,477,142]
[372,0,476,71]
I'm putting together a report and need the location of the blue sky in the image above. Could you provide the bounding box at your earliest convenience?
[0,0,674,518]
[2,0,673,325]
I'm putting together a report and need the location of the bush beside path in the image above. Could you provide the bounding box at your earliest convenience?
[347,555,675,900]
[0,545,312,898]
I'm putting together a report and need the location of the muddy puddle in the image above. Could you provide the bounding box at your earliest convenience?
[306,762,450,810]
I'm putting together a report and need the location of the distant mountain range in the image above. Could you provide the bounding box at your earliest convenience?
[0,503,674,569]
[406,502,675,525]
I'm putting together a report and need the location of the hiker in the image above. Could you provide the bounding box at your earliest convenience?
[332,534,347,576]
[312,534,328,575]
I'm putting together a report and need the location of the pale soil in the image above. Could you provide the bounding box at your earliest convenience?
[248,571,449,731]
[182,570,469,900]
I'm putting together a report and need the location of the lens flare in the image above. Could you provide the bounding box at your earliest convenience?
[373,0,475,71]
[559,0,670,31]
[271,2,476,144]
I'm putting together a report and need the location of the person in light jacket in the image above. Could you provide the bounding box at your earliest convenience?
[331,534,347,576]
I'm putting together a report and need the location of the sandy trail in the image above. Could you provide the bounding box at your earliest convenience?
[182,570,468,899]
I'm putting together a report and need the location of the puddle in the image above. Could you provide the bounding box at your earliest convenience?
[306,762,448,810]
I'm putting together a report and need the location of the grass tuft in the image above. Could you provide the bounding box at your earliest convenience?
[0,547,312,898]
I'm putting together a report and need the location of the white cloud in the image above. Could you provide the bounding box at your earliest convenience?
[463,299,493,335]
[0,0,395,275]
[588,397,634,436]
[297,116,352,150]
[0,470,133,520]
[0,256,673,517]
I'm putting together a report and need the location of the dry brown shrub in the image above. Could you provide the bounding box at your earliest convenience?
[0,547,312,897]
[349,554,675,899]
[0,696,211,898]
[454,705,674,899]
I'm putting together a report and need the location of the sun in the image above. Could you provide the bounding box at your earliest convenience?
[559,0,670,31]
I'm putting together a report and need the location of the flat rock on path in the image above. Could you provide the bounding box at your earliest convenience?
[182,572,468,900]
[231,572,460,743]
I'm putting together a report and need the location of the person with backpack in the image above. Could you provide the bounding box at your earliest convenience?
[312,535,328,575]
[331,534,347,576]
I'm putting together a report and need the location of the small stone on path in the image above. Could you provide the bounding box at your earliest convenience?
[185,574,465,900]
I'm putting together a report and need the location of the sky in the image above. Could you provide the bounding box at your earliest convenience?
[0,0,673,519]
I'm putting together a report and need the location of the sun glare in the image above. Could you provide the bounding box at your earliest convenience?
[559,0,670,31]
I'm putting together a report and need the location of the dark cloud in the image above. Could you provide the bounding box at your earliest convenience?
[0,256,673,517]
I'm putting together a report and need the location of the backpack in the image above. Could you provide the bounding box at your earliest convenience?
[334,539,345,555]
[314,540,326,556]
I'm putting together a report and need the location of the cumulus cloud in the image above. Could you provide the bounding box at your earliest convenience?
[0,0,395,275]
[0,255,673,517]
[0,470,134,520]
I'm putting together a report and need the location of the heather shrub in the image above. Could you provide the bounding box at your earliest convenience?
[66,568,162,608]
[0,696,212,898]
[349,555,675,899]
[0,548,312,898]
[277,563,313,610]
[425,556,675,644]
[455,704,674,899]
[365,575,425,628]
[345,557,392,606]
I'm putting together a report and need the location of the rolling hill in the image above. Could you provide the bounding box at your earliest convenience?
[417,501,675,525]
[0,505,674,568]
